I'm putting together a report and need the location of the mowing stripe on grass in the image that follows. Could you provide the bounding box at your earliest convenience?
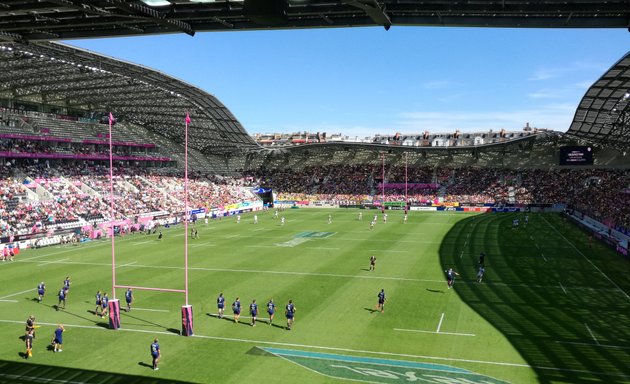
[0,319,626,379]
[0,373,88,384]
[368,249,408,253]
[541,215,630,301]
[132,241,155,246]
[555,340,630,350]
[13,258,628,294]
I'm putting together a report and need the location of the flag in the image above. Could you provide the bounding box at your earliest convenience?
[185,113,191,124]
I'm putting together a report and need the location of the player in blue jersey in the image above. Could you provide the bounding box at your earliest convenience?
[52,324,64,352]
[63,277,71,295]
[94,290,102,316]
[477,265,486,283]
[57,287,66,310]
[150,338,160,371]
[285,300,296,330]
[232,297,241,323]
[267,299,276,325]
[125,288,134,312]
[377,289,386,313]
[217,293,225,319]
[445,268,460,289]
[37,282,45,303]
[250,299,258,327]
[101,292,109,318]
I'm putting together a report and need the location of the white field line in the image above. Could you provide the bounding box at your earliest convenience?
[132,241,155,246]
[368,249,408,253]
[191,242,215,248]
[0,299,18,303]
[394,328,475,337]
[541,215,630,301]
[305,247,340,251]
[555,340,630,350]
[0,288,35,300]
[585,323,600,345]
[559,282,567,294]
[436,313,445,333]
[117,261,138,268]
[131,307,169,313]
[541,253,548,262]
[37,258,69,266]
[0,319,626,379]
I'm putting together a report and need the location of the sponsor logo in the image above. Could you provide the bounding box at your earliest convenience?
[261,348,510,384]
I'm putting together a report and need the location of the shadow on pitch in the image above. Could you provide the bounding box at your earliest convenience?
[363,307,379,314]
[425,288,445,293]
[137,362,154,370]
[123,312,169,329]
[0,358,187,382]
[439,212,630,383]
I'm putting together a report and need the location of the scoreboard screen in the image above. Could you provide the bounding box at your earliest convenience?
[559,146,594,166]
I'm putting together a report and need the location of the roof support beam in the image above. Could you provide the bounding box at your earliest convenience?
[342,0,391,30]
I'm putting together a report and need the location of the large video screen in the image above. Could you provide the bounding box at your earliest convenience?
[559,146,594,166]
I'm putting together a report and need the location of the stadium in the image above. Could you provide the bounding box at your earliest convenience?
[1,1,629,384]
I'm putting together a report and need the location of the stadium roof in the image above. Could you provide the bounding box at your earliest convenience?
[0,41,258,154]
[568,51,630,153]
[0,1,629,43]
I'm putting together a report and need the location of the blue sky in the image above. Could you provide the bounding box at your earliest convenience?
[67,27,629,138]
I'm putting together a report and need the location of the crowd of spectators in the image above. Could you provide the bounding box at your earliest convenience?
[0,165,259,238]
[248,165,629,231]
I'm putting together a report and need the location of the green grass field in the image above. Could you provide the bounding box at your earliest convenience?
[1,209,629,384]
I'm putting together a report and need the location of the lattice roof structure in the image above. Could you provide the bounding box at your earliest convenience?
[568,51,630,153]
[0,1,629,43]
[0,41,258,154]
